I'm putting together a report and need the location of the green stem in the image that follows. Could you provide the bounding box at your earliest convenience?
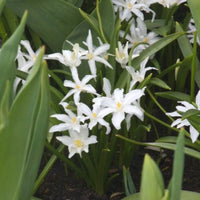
[191,31,197,102]
[146,88,174,122]
[144,111,178,132]
[96,0,107,43]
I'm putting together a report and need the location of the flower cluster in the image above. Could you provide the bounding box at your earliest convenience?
[47,29,149,158]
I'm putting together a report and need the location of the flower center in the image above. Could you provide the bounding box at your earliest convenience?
[75,84,81,89]
[143,37,149,43]
[75,139,83,147]
[71,51,76,61]
[88,53,94,60]
[72,117,76,123]
[116,101,123,111]
[120,53,125,59]
[92,112,97,118]
[127,2,132,10]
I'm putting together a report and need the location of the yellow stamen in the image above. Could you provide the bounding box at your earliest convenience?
[120,53,125,59]
[75,85,81,89]
[72,117,76,123]
[127,2,132,10]
[117,102,121,108]
[144,37,149,43]
[92,112,97,118]
[88,53,94,60]
[75,139,83,147]
[71,52,76,60]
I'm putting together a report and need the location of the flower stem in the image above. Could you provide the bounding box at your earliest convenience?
[144,111,178,132]
[96,0,107,43]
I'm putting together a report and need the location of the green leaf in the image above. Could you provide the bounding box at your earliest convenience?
[0,0,6,15]
[0,10,27,103]
[187,0,200,42]
[140,154,164,200]
[18,60,50,199]
[170,131,185,200]
[0,81,10,131]
[156,136,200,151]
[6,0,83,51]
[131,32,185,68]
[0,47,49,200]
[155,91,190,101]
[176,22,200,88]
[149,77,171,90]
[116,135,200,160]
[122,191,200,200]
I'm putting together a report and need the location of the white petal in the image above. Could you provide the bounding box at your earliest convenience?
[50,123,70,132]
[112,112,125,130]
[189,125,199,143]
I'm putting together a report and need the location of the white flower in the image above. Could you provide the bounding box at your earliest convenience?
[82,30,112,76]
[167,91,200,143]
[112,0,155,22]
[115,41,129,68]
[156,0,186,8]
[62,73,97,104]
[49,102,84,133]
[56,125,97,158]
[121,18,159,55]
[78,102,111,134]
[46,43,87,69]
[15,40,40,91]
[187,18,200,46]
[126,58,156,89]
[98,78,145,130]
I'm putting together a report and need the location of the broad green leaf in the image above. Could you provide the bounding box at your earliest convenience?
[140,154,164,200]
[131,32,185,68]
[176,22,200,88]
[122,191,200,200]
[0,0,6,15]
[18,61,50,199]
[170,131,185,200]
[149,77,171,90]
[0,11,27,103]
[6,0,83,51]
[0,81,10,131]
[155,91,190,101]
[0,47,48,200]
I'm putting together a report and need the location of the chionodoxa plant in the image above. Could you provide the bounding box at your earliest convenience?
[1,0,200,199]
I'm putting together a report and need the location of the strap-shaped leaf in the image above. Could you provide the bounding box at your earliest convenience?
[6,0,83,51]
[0,11,27,103]
[0,47,49,200]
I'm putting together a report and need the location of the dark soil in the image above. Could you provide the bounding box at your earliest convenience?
[35,145,200,200]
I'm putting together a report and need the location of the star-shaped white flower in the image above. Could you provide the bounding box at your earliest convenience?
[126,58,157,89]
[121,18,159,55]
[62,73,97,104]
[49,102,84,133]
[97,78,145,130]
[167,91,200,143]
[78,102,111,134]
[82,30,112,76]
[112,0,155,21]
[56,125,97,158]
